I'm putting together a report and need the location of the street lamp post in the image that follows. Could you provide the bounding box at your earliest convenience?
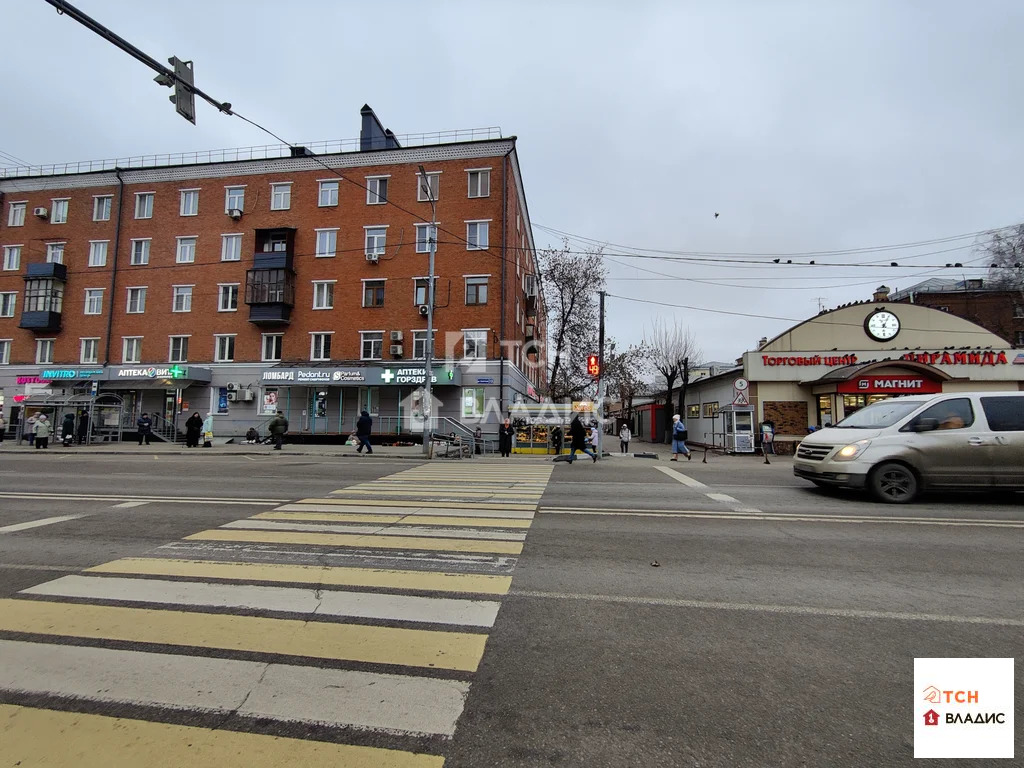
[418,166,437,455]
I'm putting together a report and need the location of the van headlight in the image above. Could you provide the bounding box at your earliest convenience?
[834,439,871,461]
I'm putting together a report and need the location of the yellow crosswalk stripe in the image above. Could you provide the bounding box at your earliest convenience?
[88,558,513,594]
[187,528,524,555]
[328,489,541,498]
[314,498,536,511]
[0,704,443,767]
[0,598,487,671]
[253,511,533,528]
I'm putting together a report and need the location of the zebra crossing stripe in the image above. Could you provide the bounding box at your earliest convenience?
[286,501,537,517]
[0,599,487,671]
[220,519,526,541]
[186,528,524,555]
[0,704,444,767]
[253,510,533,528]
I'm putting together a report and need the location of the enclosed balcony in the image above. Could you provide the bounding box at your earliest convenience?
[20,264,67,332]
[246,268,295,325]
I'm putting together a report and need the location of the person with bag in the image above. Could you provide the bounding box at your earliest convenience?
[268,410,288,451]
[671,414,691,461]
[355,410,373,454]
[61,413,76,447]
[201,413,215,448]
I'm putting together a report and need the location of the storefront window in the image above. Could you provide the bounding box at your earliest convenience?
[358,386,380,416]
[818,395,833,427]
[462,387,485,418]
[262,387,279,415]
[686,404,700,419]
[702,402,719,418]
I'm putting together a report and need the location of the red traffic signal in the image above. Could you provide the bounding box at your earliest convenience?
[587,354,600,376]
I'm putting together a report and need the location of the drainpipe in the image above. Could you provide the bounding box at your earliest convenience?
[103,169,125,366]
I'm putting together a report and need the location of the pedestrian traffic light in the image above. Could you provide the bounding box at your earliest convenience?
[587,354,600,376]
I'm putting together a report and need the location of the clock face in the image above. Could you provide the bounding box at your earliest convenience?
[865,310,900,341]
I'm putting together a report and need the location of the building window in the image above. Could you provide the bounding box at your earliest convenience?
[130,239,150,265]
[24,279,62,313]
[312,280,335,310]
[88,241,108,267]
[7,202,26,227]
[362,280,385,307]
[414,277,437,306]
[0,292,15,318]
[225,186,245,212]
[51,199,69,224]
[462,387,486,418]
[412,330,435,360]
[179,189,199,216]
[214,334,236,362]
[687,404,701,419]
[1014,304,1024,319]
[46,243,65,264]
[318,180,339,207]
[135,193,154,219]
[176,236,197,264]
[169,336,189,363]
[360,331,383,360]
[467,169,490,198]
[0,339,11,365]
[80,338,99,364]
[365,227,387,257]
[221,233,242,261]
[415,223,437,254]
[126,287,147,313]
[84,289,103,315]
[315,229,337,258]
[463,329,487,359]
[122,336,142,363]
[2,246,20,271]
[36,339,54,365]
[172,285,193,313]
[366,176,388,204]
[466,221,489,250]
[270,183,292,211]
[93,196,112,221]
[218,284,239,312]
[1016,330,1024,346]
[246,268,291,304]
[417,172,440,202]
[310,332,332,361]
[703,402,720,418]
[262,333,283,362]
[465,276,489,305]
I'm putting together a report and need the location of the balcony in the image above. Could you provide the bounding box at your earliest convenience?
[25,262,68,281]
[245,268,295,326]
[20,265,66,332]
[19,310,62,332]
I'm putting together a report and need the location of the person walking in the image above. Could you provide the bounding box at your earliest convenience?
[76,411,89,445]
[61,413,76,446]
[474,426,483,455]
[201,413,215,448]
[355,410,373,454]
[33,414,51,449]
[0,411,6,443]
[551,425,563,456]
[671,414,691,461]
[619,423,631,453]
[137,412,153,446]
[568,414,596,463]
[498,418,515,458]
[185,412,203,448]
[268,410,288,451]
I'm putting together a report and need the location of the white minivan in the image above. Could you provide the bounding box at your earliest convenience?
[793,391,1024,503]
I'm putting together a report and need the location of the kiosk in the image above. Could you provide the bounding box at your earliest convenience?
[720,404,755,453]
[508,403,573,455]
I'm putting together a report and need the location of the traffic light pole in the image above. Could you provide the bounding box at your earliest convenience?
[596,290,606,460]
[418,166,437,456]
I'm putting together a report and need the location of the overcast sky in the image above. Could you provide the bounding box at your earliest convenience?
[4,0,1023,364]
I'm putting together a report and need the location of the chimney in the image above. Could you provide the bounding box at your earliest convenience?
[758,336,768,349]
[873,285,890,302]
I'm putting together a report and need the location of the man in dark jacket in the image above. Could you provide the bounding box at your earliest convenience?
[76,411,90,445]
[355,410,373,454]
[137,412,153,446]
[568,415,596,463]
[184,412,203,448]
[268,410,288,450]
[498,418,515,458]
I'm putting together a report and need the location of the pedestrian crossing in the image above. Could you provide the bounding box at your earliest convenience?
[0,462,553,766]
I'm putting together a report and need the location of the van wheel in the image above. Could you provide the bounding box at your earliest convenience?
[869,463,918,504]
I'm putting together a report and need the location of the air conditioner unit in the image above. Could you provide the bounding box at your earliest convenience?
[226,391,239,402]
[390,330,403,342]
[33,207,48,219]
[418,304,429,316]
[226,382,239,391]
[228,208,243,220]
[366,253,380,263]
[241,389,255,402]
[390,344,404,357]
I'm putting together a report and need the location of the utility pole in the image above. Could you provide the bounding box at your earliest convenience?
[595,290,606,460]
[418,166,437,455]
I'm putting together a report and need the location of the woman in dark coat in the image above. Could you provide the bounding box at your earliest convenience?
[61,413,76,445]
[568,415,596,463]
[498,418,515,458]
[185,412,203,448]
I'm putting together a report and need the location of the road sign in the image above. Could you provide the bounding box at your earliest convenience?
[733,377,749,391]
[732,390,749,406]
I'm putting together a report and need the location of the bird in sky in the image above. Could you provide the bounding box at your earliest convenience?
[714,212,720,218]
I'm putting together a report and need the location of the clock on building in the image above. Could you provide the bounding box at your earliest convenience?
[865,309,901,341]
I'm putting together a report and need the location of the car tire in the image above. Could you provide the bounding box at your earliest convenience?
[869,462,918,504]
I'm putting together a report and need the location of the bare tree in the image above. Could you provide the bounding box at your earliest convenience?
[983,224,1024,290]
[646,319,701,443]
[602,341,650,426]
[537,240,605,402]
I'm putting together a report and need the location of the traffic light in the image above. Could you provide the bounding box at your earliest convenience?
[587,354,600,376]
[155,57,195,124]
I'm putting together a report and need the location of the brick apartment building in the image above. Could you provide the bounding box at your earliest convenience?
[885,279,1024,348]
[0,106,546,441]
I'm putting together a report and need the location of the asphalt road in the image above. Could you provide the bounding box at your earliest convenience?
[1,449,1020,766]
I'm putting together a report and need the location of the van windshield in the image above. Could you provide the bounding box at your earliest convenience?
[833,399,927,428]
